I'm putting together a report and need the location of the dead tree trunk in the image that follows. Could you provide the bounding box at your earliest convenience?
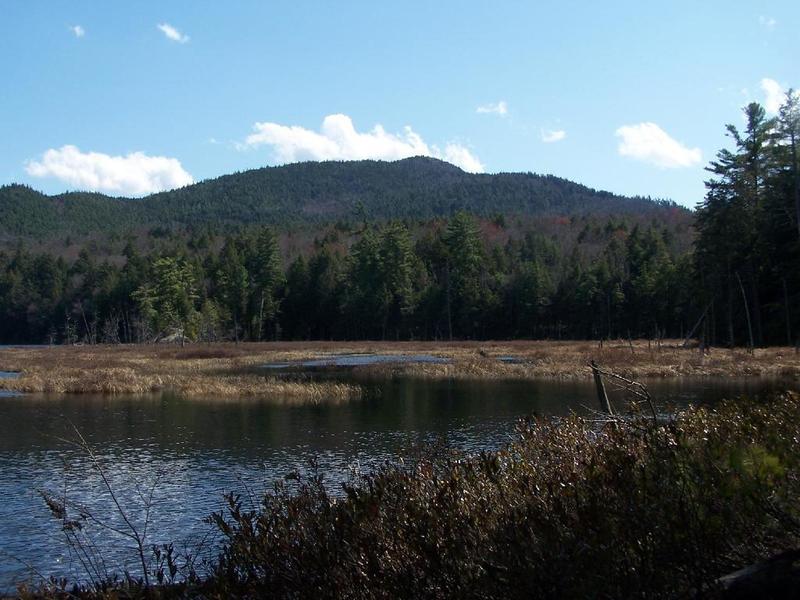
[748,263,764,346]
[445,263,453,342]
[783,278,793,346]
[258,292,265,343]
[736,271,755,351]
[682,302,711,347]
[590,360,613,415]
[727,271,735,347]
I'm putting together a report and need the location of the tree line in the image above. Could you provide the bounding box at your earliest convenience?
[695,92,800,347]
[0,213,692,344]
[0,94,797,346]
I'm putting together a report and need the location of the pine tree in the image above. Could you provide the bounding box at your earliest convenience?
[217,241,249,342]
[251,227,284,340]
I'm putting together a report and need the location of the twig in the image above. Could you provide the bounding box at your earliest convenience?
[50,423,153,586]
[588,362,658,422]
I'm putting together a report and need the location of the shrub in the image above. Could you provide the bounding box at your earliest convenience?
[24,392,800,598]
[206,392,800,598]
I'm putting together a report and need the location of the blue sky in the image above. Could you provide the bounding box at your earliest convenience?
[1,1,797,207]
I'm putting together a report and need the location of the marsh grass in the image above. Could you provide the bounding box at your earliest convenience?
[346,340,800,380]
[0,344,364,402]
[0,341,797,405]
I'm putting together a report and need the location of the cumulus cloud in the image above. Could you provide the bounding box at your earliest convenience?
[441,144,485,173]
[26,145,194,196]
[759,15,777,30]
[242,113,485,172]
[70,25,85,38]
[157,23,189,43]
[759,77,799,114]
[541,129,566,143]
[615,123,701,169]
[476,101,508,117]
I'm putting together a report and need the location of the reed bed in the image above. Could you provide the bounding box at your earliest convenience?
[0,340,798,402]
[352,340,800,380]
[0,345,363,402]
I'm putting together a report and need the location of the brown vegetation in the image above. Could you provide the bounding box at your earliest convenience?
[0,340,797,401]
[204,392,800,599]
[351,339,800,380]
[0,343,363,403]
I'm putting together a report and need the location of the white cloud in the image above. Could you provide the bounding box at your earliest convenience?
[157,23,189,43]
[26,145,194,196]
[615,123,702,169]
[760,77,797,114]
[476,101,508,116]
[70,25,85,38]
[759,15,777,30]
[242,113,485,172]
[442,144,484,173]
[541,129,566,143]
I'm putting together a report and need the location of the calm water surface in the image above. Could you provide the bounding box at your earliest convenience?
[0,375,794,589]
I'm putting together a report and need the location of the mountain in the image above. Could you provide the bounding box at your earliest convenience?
[0,157,688,238]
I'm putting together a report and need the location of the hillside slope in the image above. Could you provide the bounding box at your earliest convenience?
[0,157,688,237]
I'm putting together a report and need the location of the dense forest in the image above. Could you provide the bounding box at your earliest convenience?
[0,157,680,238]
[0,95,797,346]
[0,212,693,343]
[695,95,800,347]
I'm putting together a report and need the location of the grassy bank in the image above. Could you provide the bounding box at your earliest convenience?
[0,343,363,403]
[349,339,800,380]
[0,340,798,400]
[21,392,800,598]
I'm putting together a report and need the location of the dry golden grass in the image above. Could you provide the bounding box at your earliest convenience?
[0,343,363,403]
[0,340,797,401]
[353,340,800,381]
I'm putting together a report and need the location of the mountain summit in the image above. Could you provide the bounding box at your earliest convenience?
[1,157,682,237]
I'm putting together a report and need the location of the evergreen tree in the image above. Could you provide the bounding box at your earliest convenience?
[251,227,284,340]
[132,257,198,341]
[379,222,418,338]
[217,241,249,342]
[696,102,777,346]
[443,212,484,338]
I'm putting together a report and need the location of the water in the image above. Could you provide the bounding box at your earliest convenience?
[0,375,793,590]
[0,372,20,398]
[262,353,450,369]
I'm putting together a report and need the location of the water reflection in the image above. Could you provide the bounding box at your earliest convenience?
[263,353,450,369]
[0,375,794,589]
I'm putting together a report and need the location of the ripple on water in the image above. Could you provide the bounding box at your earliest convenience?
[0,375,795,591]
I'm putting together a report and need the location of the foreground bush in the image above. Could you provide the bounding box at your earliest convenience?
[25,392,800,598]
[201,392,799,598]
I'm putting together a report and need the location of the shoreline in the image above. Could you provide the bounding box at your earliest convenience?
[0,340,798,399]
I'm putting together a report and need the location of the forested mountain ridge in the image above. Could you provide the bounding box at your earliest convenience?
[0,157,686,238]
[0,184,132,237]
[2,92,798,346]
